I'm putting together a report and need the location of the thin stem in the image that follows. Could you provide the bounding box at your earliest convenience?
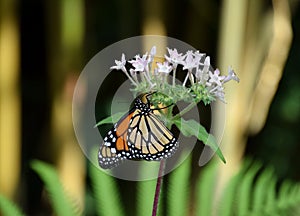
[123,70,137,86]
[172,64,178,86]
[172,101,199,120]
[132,72,139,83]
[152,159,166,216]
[188,70,195,85]
[143,72,155,88]
[182,73,189,86]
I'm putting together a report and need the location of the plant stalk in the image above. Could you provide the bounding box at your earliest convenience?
[152,159,166,216]
[172,101,199,120]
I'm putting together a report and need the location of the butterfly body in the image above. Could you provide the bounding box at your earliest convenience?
[98,94,178,169]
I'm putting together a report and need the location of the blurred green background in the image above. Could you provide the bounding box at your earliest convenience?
[0,0,300,215]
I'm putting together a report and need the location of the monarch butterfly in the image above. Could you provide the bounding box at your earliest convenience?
[98,93,178,169]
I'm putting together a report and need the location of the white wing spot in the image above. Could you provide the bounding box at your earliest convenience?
[111,148,116,154]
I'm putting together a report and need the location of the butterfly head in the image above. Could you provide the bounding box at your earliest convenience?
[134,94,152,114]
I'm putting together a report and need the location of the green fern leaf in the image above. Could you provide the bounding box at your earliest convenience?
[252,167,274,212]
[31,160,78,216]
[195,161,218,216]
[0,194,25,216]
[167,154,192,216]
[136,164,159,216]
[264,175,277,215]
[196,159,300,216]
[236,162,261,215]
[277,181,300,215]
[217,160,252,216]
[89,162,125,216]
[137,179,158,216]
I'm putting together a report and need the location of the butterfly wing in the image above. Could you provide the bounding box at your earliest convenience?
[127,111,178,161]
[98,97,178,169]
[98,109,136,169]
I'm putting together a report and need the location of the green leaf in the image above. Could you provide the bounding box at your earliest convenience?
[252,167,274,212]
[89,162,125,216]
[237,162,261,215]
[0,194,25,216]
[277,180,300,214]
[94,111,126,127]
[136,163,160,216]
[218,174,240,216]
[195,161,218,216]
[217,160,252,216]
[278,180,293,208]
[31,160,78,216]
[136,179,157,216]
[168,155,192,216]
[194,158,300,216]
[173,118,226,163]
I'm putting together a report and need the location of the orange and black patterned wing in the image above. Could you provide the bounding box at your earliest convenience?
[126,111,178,161]
[98,95,179,169]
[98,109,137,169]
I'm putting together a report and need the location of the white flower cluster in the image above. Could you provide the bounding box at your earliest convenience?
[110,46,239,103]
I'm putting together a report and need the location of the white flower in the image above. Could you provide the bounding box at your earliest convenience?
[205,69,227,102]
[150,46,156,57]
[195,56,210,84]
[193,50,204,63]
[110,53,127,72]
[202,56,211,73]
[182,50,201,71]
[210,85,225,102]
[129,68,136,77]
[157,61,173,74]
[128,54,148,72]
[207,69,225,87]
[223,66,240,83]
[165,48,185,66]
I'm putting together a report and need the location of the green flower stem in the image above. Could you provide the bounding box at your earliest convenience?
[182,73,189,86]
[172,100,199,120]
[172,65,177,86]
[143,73,155,87]
[188,70,195,85]
[123,70,137,86]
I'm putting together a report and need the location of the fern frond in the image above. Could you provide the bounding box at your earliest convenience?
[264,174,277,215]
[195,161,218,216]
[220,160,300,216]
[30,160,78,216]
[167,155,192,216]
[249,168,300,215]
[252,167,274,212]
[0,194,25,216]
[276,181,300,215]
[236,162,261,215]
[217,159,252,216]
[136,162,162,216]
[89,162,125,216]
[197,159,300,216]
[137,178,157,215]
